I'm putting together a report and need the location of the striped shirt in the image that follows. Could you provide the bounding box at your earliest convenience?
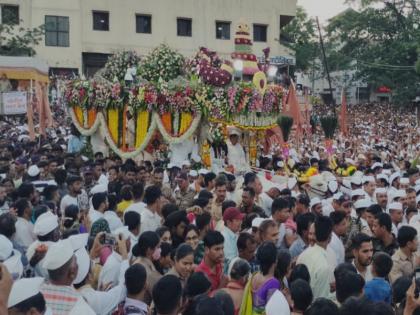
[41,283,80,315]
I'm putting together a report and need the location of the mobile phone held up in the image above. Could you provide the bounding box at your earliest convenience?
[100,233,116,246]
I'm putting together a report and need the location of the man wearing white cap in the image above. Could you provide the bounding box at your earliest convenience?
[188,169,198,184]
[73,233,126,315]
[190,169,207,194]
[26,211,60,278]
[0,235,24,280]
[181,160,191,173]
[362,176,376,203]
[7,277,49,315]
[226,126,248,175]
[388,202,404,236]
[375,188,388,211]
[40,239,95,315]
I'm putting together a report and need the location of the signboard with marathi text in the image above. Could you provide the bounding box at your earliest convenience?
[1,92,27,115]
[257,55,296,66]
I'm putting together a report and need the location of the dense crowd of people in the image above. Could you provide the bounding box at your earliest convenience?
[0,102,420,315]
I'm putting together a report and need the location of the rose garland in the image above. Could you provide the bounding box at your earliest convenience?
[154,111,202,144]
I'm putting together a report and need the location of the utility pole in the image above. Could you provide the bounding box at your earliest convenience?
[316,17,336,115]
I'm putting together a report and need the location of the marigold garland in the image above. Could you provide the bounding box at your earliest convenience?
[179,112,193,135]
[69,107,102,136]
[136,111,150,148]
[155,112,202,144]
[87,109,97,128]
[161,113,172,134]
[107,108,119,144]
[74,106,84,126]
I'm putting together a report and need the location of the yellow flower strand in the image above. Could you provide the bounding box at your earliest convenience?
[136,111,149,148]
[179,112,193,135]
[107,108,119,144]
[74,106,84,126]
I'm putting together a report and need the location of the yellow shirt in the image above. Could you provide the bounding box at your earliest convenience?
[117,200,133,215]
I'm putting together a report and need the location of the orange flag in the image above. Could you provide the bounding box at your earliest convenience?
[340,88,348,136]
[283,81,303,138]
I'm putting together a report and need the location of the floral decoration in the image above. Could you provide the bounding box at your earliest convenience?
[102,51,141,82]
[137,44,185,83]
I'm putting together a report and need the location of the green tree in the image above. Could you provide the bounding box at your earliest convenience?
[326,1,420,104]
[0,21,44,56]
[280,6,319,73]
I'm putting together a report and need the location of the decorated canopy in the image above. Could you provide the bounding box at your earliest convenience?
[66,22,285,158]
[0,56,49,83]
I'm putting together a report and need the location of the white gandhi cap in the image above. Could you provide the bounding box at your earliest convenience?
[43,239,75,270]
[33,211,59,236]
[8,277,44,308]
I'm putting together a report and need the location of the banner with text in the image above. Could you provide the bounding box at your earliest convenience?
[2,92,27,115]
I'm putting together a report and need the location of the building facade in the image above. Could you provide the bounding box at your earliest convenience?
[0,0,296,76]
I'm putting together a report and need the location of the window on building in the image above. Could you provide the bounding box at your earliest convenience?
[82,52,111,78]
[177,18,192,37]
[216,21,230,40]
[45,16,69,47]
[1,5,19,25]
[253,24,267,42]
[93,11,109,31]
[136,14,151,34]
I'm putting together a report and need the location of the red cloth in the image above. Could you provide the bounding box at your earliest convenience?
[340,89,348,136]
[283,82,304,138]
[195,259,223,291]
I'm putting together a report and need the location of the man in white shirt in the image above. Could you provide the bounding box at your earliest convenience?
[328,211,347,265]
[351,232,374,281]
[226,126,249,175]
[60,175,86,215]
[123,211,141,252]
[125,182,146,216]
[13,198,35,249]
[89,192,108,224]
[140,185,163,235]
[297,216,334,299]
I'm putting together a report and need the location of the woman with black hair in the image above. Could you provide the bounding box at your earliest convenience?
[67,123,85,154]
[241,241,280,314]
[132,231,162,305]
[167,243,194,288]
[220,258,251,315]
[62,204,87,234]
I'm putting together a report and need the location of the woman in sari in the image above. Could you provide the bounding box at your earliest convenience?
[240,241,279,315]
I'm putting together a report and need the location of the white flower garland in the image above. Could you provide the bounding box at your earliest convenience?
[99,113,157,159]
[70,106,202,158]
[154,112,202,144]
[70,107,101,136]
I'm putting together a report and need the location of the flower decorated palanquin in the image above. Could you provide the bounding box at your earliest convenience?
[66,32,284,158]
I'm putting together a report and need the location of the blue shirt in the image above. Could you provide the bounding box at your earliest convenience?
[289,236,307,259]
[364,277,392,304]
[67,135,85,153]
[222,227,238,263]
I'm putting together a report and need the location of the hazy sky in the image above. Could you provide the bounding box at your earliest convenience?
[297,0,354,23]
